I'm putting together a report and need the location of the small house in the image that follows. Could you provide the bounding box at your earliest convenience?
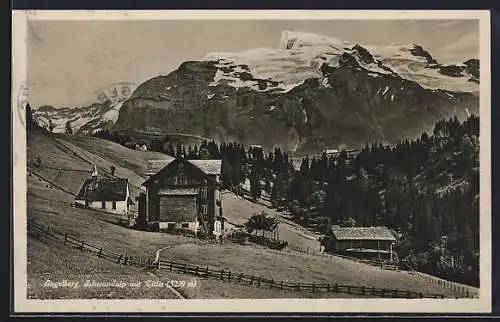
[325,225,397,261]
[140,158,222,235]
[323,148,339,155]
[74,165,134,215]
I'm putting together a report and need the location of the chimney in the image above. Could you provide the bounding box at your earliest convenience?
[91,165,99,178]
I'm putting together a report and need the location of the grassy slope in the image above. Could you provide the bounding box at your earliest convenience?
[27,129,468,299]
[27,236,179,299]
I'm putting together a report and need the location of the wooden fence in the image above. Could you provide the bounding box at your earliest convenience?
[27,219,153,269]
[27,220,475,299]
[286,243,400,271]
[155,258,457,299]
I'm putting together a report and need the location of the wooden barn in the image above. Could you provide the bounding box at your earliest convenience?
[140,158,222,235]
[325,225,397,261]
[74,165,134,215]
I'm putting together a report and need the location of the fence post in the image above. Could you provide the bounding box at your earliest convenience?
[195,266,199,276]
[419,292,423,298]
[361,286,365,295]
[327,284,330,292]
[117,254,122,264]
[220,269,224,280]
[270,279,274,289]
[441,295,445,299]
[157,259,161,269]
[169,261,173,271]
[297,282,301,291]
[393,289,397,297]
[312,282,315,293]
[46,226,50,237]
[98,248,102,258]
[228,271,232,282]
[124,255,128,265]
[238,273,243,283]
[258,277,261,287]
[64,233,68,245]
[280,281,283,291]
[382,288,385,297]
[183,263,187,274]
[466,290,469,297]
[407,290,411,298]
[80,240,84,252]
[347,286,351,294]
[371,286,375,295]
[334,283,338,293]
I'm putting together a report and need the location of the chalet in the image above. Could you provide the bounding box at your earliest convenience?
[325,225,397,261]
[140,158,222,235]
[74,165,134,215]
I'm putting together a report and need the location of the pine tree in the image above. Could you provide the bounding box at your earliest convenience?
[65,121,73,135]
[250,164,262,201]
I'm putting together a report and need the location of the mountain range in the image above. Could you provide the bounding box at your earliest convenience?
[32,31,479,154]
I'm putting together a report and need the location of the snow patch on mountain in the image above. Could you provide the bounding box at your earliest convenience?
[204,32,478,94]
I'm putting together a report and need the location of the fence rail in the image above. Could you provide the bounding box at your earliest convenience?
[155,258,461,299]
[27,219,153,269]
[27,219,476,299]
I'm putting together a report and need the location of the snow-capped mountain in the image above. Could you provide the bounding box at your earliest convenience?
[32,83,137,134]
[202,31,478,94]
[34,31,479,154]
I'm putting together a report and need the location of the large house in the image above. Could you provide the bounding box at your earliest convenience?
[74,165,134,215]
[140,158,222,235]
[324,225,397,261]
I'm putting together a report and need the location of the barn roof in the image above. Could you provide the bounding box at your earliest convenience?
[330,225,396,241]
[75,177,129,202]
[146,159,221,177]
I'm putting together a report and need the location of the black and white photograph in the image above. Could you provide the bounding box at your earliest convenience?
[12,10,491,313]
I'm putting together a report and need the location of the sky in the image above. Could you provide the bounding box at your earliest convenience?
[27,19,479,108]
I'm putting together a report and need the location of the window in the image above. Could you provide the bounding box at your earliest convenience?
[177,173,186,184]
[201,205,208,215]
[112,201,116,210]
[101,201,106,209]
[181,223,189,228]
[200,188,207,199]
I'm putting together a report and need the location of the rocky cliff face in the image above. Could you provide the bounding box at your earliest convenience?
[34,31,479,155]
[113,32,478,154]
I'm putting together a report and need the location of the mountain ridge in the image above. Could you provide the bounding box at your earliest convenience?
[32,31,479,154]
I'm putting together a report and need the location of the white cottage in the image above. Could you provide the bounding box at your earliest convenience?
[74,165,134,215]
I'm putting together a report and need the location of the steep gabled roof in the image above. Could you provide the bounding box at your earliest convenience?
[143,158,222,186]
[146,159,221,177]
[189,160,222,175]
[75,177,129,201]
[330,225,396,241]
[146,159,173,176]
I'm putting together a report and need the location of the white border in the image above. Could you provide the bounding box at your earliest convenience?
[12,10,492,313]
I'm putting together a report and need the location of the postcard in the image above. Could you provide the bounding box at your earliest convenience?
[12,9,491,313]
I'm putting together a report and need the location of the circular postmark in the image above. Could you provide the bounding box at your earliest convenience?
[94,81,136,107]
[17,81,29,129]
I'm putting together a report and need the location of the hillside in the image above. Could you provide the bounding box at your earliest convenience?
[26,128,475,298]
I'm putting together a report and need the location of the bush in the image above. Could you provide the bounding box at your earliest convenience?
[230,230,250,245]
[248,235,288,251]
